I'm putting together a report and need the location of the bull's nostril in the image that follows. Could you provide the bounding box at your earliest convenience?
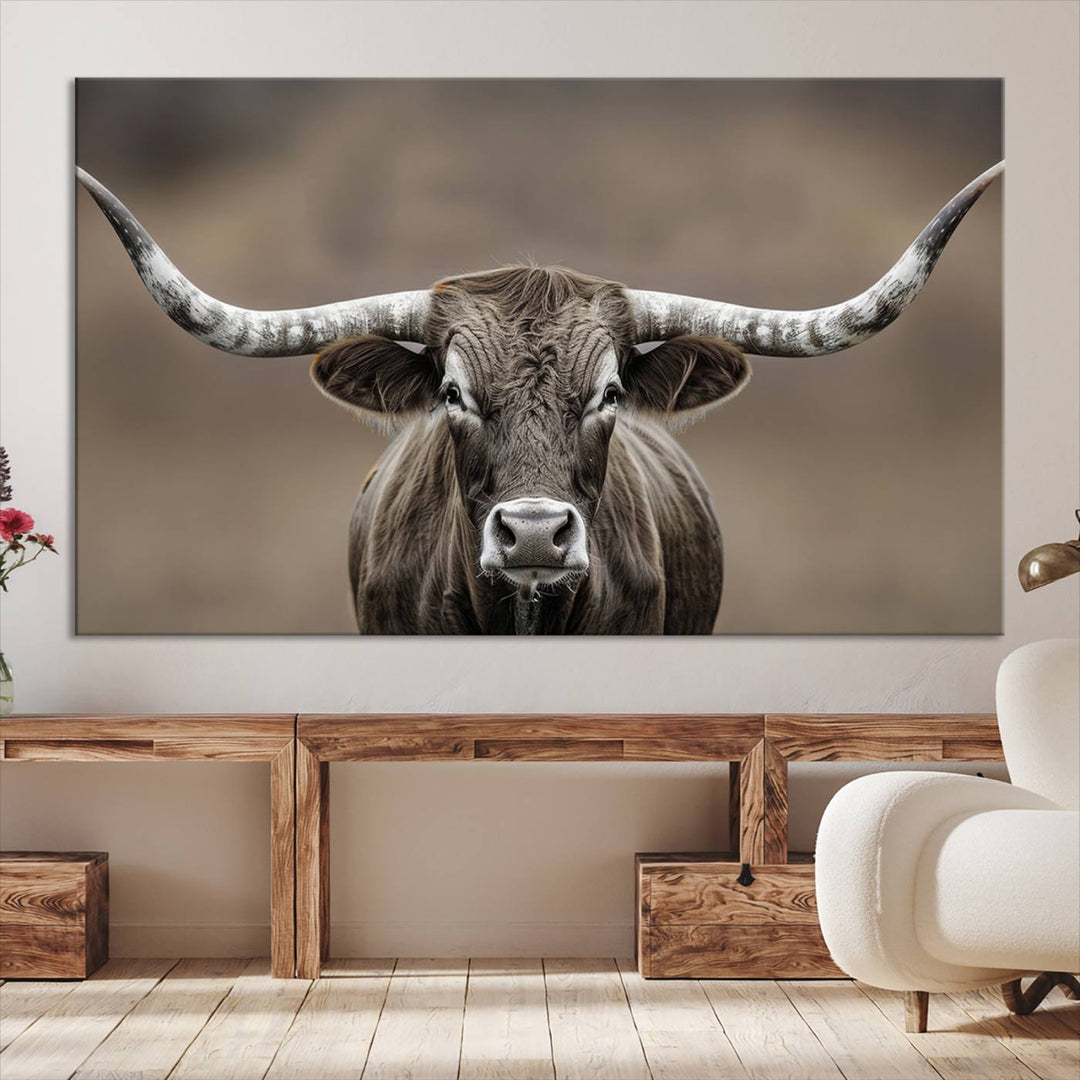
[494,511,516,551]
[552,514,574,551]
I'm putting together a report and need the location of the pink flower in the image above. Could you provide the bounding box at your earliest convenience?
[0,508,34,541]
[29,533,57,552]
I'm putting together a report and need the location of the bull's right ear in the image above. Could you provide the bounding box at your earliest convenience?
[311,336,440,418]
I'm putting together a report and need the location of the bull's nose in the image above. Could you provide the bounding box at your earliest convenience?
[480,498,589,583]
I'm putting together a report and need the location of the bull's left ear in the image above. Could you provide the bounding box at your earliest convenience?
[623,335,751,416]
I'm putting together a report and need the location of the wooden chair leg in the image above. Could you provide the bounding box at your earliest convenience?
[1002,972,1080,1015]
[904,990,929,1033]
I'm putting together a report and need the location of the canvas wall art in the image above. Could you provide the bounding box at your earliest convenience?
[76,79,1002,634]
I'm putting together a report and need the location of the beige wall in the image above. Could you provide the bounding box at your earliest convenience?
[1,0,1077,957]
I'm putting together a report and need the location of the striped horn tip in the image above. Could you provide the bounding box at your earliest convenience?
[76,167,431,356]
[626,160,1004,357]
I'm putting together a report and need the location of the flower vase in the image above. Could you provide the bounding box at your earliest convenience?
[0,652,12,716]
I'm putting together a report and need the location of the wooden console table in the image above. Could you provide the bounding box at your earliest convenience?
[0,715,296,978]
[1,712,1004,980]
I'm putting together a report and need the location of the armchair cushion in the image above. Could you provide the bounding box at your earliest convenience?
[816,770,1060,992]
[918,808,1080,972]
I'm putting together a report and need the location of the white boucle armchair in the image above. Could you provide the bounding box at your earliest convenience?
[815,639,1080,1032]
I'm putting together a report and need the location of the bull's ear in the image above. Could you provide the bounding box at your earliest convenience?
[311,336,440,417]
[623,335,751,417]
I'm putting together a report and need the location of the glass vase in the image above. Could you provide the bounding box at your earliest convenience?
[0,652,12,717]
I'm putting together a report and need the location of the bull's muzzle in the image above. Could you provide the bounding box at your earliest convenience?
[480,498,588,587]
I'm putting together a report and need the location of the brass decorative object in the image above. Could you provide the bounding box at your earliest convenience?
[1018,510,1080,591]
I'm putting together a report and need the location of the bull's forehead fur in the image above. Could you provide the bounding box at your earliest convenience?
[426,265,634,403]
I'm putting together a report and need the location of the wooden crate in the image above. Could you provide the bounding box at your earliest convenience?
[636,852,842,979]
[0,852,108,978]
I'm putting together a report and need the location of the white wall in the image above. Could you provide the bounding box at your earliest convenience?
[1,0,1077,958]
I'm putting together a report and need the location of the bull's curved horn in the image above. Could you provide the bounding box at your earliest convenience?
[77,168,431,356]
[626,161,1003,357]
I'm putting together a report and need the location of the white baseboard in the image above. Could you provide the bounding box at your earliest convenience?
[330,921,635,957]
[110,923,270,957]
[108,921,634,958]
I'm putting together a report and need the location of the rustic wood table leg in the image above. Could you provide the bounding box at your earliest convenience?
[762,739,788,864]
[732,739,789,865]
[296,740,329,978]
[269,742,296,978]
[733,740,763,863]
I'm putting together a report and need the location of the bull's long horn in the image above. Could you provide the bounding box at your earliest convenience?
[77,168,431,355]
[626,161,1003,357]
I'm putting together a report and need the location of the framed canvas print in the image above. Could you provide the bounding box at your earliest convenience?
[75,78,1002,635]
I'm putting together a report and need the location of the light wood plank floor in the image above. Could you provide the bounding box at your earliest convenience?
[0,960,1076,1080]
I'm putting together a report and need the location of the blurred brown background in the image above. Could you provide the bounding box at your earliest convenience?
[76,79,1001,634]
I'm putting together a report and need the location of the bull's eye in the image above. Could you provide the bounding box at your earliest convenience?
[601,383,622,409]
[444,384,462,408]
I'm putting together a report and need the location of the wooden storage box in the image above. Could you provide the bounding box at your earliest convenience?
[0,852,108,978]
[636,852,842,979]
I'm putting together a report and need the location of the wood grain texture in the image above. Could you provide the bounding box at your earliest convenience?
[475,738,624,761]
[72,957,248,1080]
[2,962,1070,1080]
[0,978,80,1051]
[1,864,86,925]
[762,740,788,863]
[152,738,294,761]
[623,736,759,760]
[2,737,293,762]
[1039,985,1080,1035]
[295,741,328,979]
[269,742,295,980]
[737,740,765,864]
[302,736,472,761]
[319,957,396,978]
[616,957,748,1080]
[0,854,107,978]
[949,985,1080,1080]
[84,861,109,978]
[265,966,392,1080]
[0,925,89,978]
[0,715,294,742]
[362,958,468,1080]
[858,982,1042,1080]
[169,958,310,1080]
[635,863,650,978]
[648,924,842,979]
[785,981,940,1079]
[0,958,175,1080]
[644,861,819,925]
[2,740,156,760]
[300,713,762,743]
[765,714,1002,761]
[544,957,650,1080]
[459,959,553,1080]
[905,990,930,1033]
[702,979,843,1080]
